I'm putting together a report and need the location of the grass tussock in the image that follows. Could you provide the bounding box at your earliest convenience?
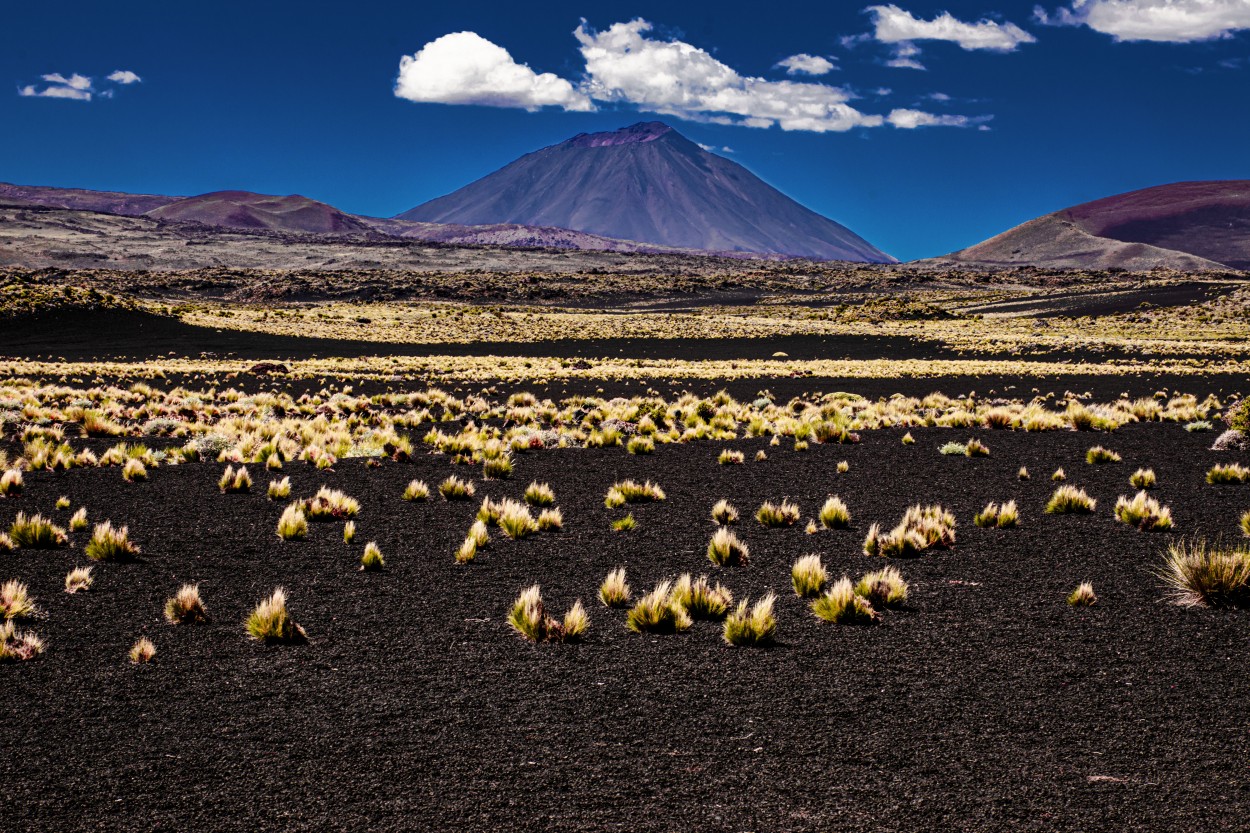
[268,476,291,500]
[403,479,431,501]
[854,566,908,608]
[1114,491,1174,531]
[902,432,915,445]
[671,573,733,620]
[811,577,879,625]
[605,479,666,508]
[1046,485,1097,514]
[439,475,476,500]
[837,461,849,473]
[360,541,385,571]
[718,448,745,465]
[1086,446,1122,465]
[1241,510,1250,538]
[598,568,631,608]
[164,584,208,624]
[863,504,956,558]
[69,507,88,531]
[64,566,93,594]
[707,527,750,566]
[523,481,555,507]
[129,637,156,664]
[455,535,477,563]
[818,496,851,529]
[964,438,990,457]
[1130,468,1157,489]
[0,619,44,662]
[536,507,563,532]
[0,579,38,620]
[611,513,636,532]
[497,498,539,539]
[86,521,141,562]
[122,459,147,483]
[722,594,777,648]
[1207,463,1250,485]
[9,512,69,549]
[626,581,693,634]
[506,585,587,643]
[1018,466,1030,480]
[711,499,739,525]
[1052,467,1066,482]
[482,454,513,479]
[939,441,966,456]
[1160,539,1250,607]
[756,499,800,528]
[245,587,307,643]
[791,554,828,598]
[974,500,1019,529]
[0,468,22,498]
[1067,582,1097,607]
[343,520,356,544]
[277,503,308,540]
[219,465,252,494]
[626,435,654,455]
[303,486,360,519]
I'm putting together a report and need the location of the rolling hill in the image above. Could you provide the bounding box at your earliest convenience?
[146,191,375,235]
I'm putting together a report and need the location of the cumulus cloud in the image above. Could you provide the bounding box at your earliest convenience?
[887,108,981,128]
[1035,0,1250,42]
[886,42,927,69]
[775,53,837,75]
[394,31,593,111]
[107,70,141,84]
[17,70,142,101]
[869,4,1038,50]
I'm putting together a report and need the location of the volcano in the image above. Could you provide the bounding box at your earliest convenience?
[147,191,373,235]
[397,122,893,262]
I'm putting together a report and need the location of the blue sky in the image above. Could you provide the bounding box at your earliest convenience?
[2,0,1248,260]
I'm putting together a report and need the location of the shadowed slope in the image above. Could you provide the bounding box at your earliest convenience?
[147,191,374,234]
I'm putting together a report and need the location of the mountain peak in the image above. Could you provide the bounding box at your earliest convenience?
[564,122,675,148]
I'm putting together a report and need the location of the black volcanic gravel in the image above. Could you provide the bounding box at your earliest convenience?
[4,422,1250,831]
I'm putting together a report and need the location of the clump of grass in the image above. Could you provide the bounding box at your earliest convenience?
[604,479,666,508]
[455,535,477,563]
[1130,468,1157,489]
[68,507,88,531]
[9,512,68,549]
[964,438,990,457]
[506,585,586,643]
[818,496,851,529]
[476,496,502,525]
[863,504,956,558]
[164,584,208,624]
[343,520,356,544]
[1018,466,1030,481]
[811,577,879,625]
[498,498,539,539]
[793,440,809,452]
[439,475,476,500]
[671,573,733,620]
[245,587,307,643]
[854,566,908,608]
[122,459,147,482]
[1241,510,1250,538]
[303,486,360,520]
[55,496,70,510]
[0,533,12,553]
[837,461,849,473]
[1067,582,1097,606]
[523,481,555,507]
[0,580,38,620]
[1052,468,1066,482]
[0,469,22,498]
[711,499,739,525]
[277,503,308,541]
[1161,539,1250,607]
[85,521,141,562]
[467,519,490,548]
[707,527,750,566]
[756,499,800,528]
[1046,485,1097,514]
[599,568,631,608]
[723,594,777,648]
[611,514,636,532]
[0,620,44,662]
[974,500,1019,529]
[1207,463,1250,485]
[939,441,966,456]
[403,479,431,501]
[718,448,745,465]
[1086,446,1122,465]
[1114,491,1174,531]
[1185,420,1213,432]
[483,454,513,479]
[536,508,563,532]
[129,637,156,664]
[64,566,93,594]
[791,554,828,598]
[902,432,915,445]
[268,476,291,500]
[626,435,654,455]
[626,581,693,634]
[219,465,252,494]
[755,450,768,461]
[360,542,385,571]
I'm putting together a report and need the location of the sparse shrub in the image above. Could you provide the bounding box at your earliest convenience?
[756,499,800,528]
[1046,485,1096,514]
[974,500,1018,529]
[64,566,93,594]
[855,566,908,608]
[863,504,956,557]
[611,514,636,532]
[1018,467,1030,481]
[483,454,513,479]
[794,440,809,452]
[723,594,777,648]
[755,450,767,461]
[1207,463,1250,485]
[791,554,828,598]
[523,481,555,507]
[1067,582,1097,606]
[837,461,849,473]
[1052,468,1066,482]
[818,496,851,529]
[707,527,750,566]
[506,585,586,643]
[711,499,739,525]
[164,584,208,624]
[268,477,292,500]
[468,519,490,548]
[1086,446,1121,465]
[277,503,308,540]
[267,455,283,472]
[1161,539,1250,607]
[10,512,68,549]
[1185,421,1213,432]
[718,448,745,465]
[0,620,44,662]
[122,459,147,482]
[811,577,878,624]
[498,499,539,539]
[537,508,563,531]
[86,521,140,561]
[605,479,666,507]
[69,507,88,531]
[56,496,70,510]
[1130,468,1157,489]
[626,435,654,455]
[599,568,631,608]
[902,432,915,445]
[245,587,307,643]
[940,442,966,456]
[671,573,733,620]
[439,475,476,500]
[343,520,356,544]
[129,637,156,664]
[303,486,360,519]
[219,465,252,494]
[455,536,477,563]
[964,438,990,457]
[476,496,501,525]
[0,533,12,553]
[0,469,22,498]
[0,580,37,620]
[360,542,385,571]
[1114,491,1174,531]
[403,479,431,501]
[626,581,692,634]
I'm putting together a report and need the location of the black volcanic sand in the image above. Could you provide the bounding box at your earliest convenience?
[5,423,1250,831]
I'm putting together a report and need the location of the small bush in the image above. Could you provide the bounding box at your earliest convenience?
[718,449,745,465]
[455,536,477,563]
[1185,421,1213,433]
[1086,446,1121,465]
[756,499,800,528]
[0,580,37,620]
[811,577,878,625]
[599,568,631,608]
[245,587,307,643]
[837,460,849,473]
[268,476,291,500]
[902,432,915,445]
[1130,468,1157,489]
[791,554,828,598]
[818,496,851,529]
[129,637,156,664]
[10,512,68,549]
[939,442,966,456]
[483,454,513,479]
[122,459,147,482]
[1241,510,1250,538]
[86,521,141,562]
[855,566,908,608]
[506,585,586,643]
[626,435,654,455]
[964,438,990,457]
[0,469,23,498]
[0,620,44,662]
[1161,539,1250,607]
[439,475,476,500]
[1067,582,1097,607]
[723,594,777,648]
[476,497,501,525]
[0,533,12,553]
[69,507,88,531]
[1052,468,1066,482]
[537,508,563,532]
[1046,485,1097,514]
[671,573,733,620]
[303,486,360,520]
[707,527,750,566]
[863,504,956,557]
[626,581,692,634]
[523,481,555,507]
[164,584,209,624]
[343,520,356,544]
[1018,467,1030,481]
[1207,463,1250,485]
[611,514,636,532]
[605,479,666,507]
[1114,491,1174,531]
[277,503,308,541]
[219,465,252,494]
[498,499,539,539]
[711,499,739,525]
[755,450,768,461]
[403,479,431,501]
[974,501,1018,529]
[467,519,490,548]
[360,542,385,571]
[64,566,93,594]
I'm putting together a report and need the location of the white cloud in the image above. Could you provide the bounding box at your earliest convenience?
[394,31,593,111]
[869,4,1038,50]
[18,72,94,101]
[887,108,984,128]
[575,19,884,132]
[107,70,141,84]
[1036,0,1250,42]
[886,42,927,69]
[776,53,837,75]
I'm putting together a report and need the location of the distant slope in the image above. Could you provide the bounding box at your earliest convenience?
[0,182,178,215]
[147,191,374,235]
[399,122,892,263]
[932,181,1250,270]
